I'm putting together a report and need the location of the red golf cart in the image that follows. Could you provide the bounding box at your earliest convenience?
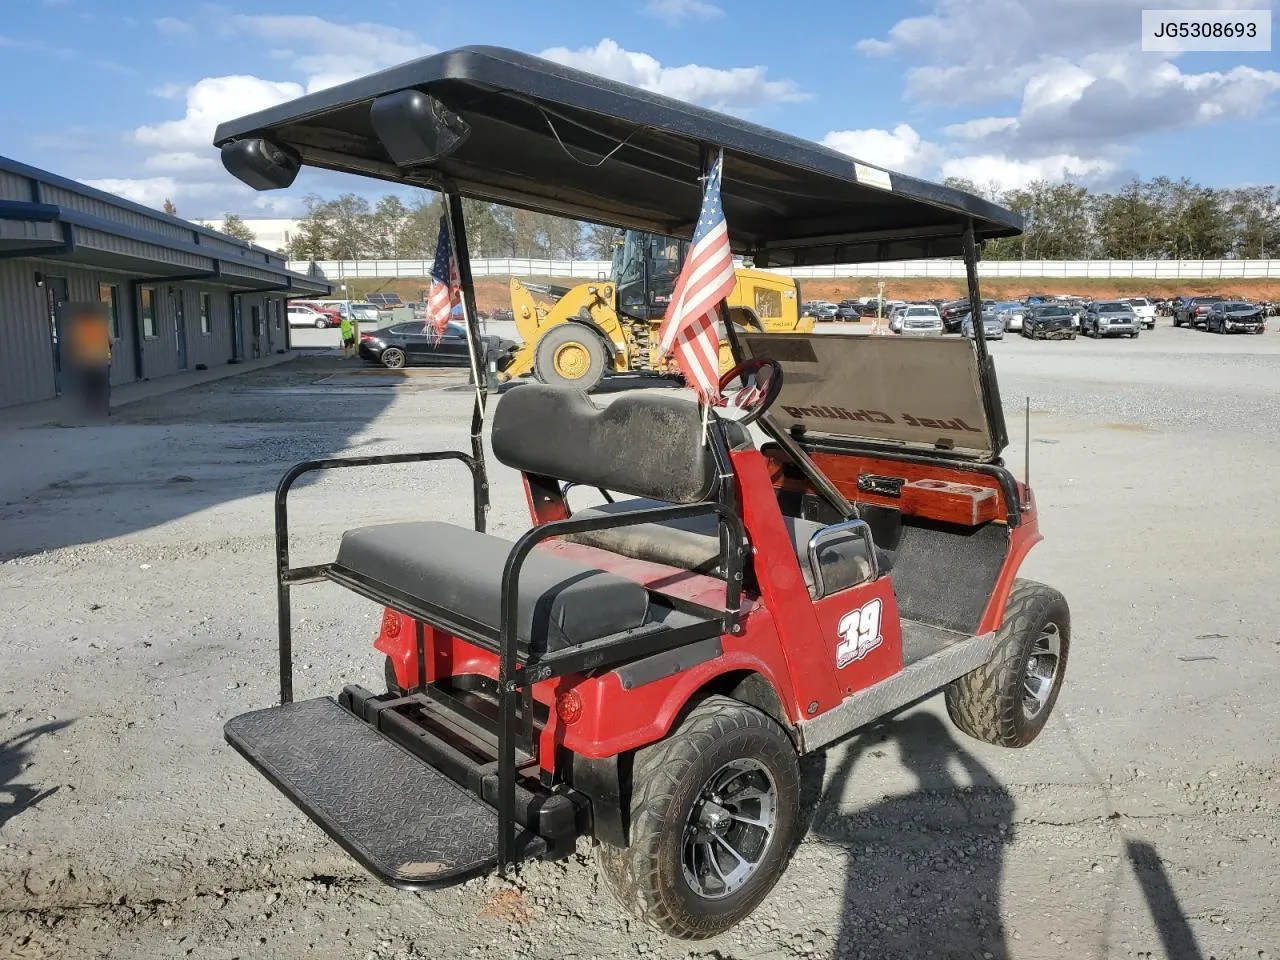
[214,47,1067,939]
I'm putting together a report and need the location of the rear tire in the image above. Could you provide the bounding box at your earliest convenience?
[381,347,406,369]
[534,324,608,391]
[945,579,1070,748]
[596,696,801,940]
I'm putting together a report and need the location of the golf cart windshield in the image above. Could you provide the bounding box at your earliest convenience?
[738,332,997,460]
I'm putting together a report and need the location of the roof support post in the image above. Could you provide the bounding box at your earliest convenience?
[962,218,1009,452]
[962,218,988,360]
[441,188,490,530]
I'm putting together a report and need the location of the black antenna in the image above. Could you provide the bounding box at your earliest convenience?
[1023,397,1031,507]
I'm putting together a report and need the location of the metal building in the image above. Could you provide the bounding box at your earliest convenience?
[0,155,329,409]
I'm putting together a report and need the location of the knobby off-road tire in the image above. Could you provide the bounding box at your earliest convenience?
[533,324,608,391]
[596,695,801,940]
[945,579,1070,748]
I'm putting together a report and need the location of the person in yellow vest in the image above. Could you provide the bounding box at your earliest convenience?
[339,310,355,359]
[67,304,112,417]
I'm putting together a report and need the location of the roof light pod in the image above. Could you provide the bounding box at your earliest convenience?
[370,89,470,167]
[220,138,301,191]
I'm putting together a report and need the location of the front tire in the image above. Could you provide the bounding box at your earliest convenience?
[597,696,800,940]
[314,318,328,329]
[534,324,608,391]
[945,579,1070,748]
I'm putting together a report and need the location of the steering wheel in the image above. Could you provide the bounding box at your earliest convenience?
[716,357,783,426]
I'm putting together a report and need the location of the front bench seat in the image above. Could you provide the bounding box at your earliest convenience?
[335,521,651,656]
[567,498,893,595]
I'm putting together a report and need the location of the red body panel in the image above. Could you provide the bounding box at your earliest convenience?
[373,441,1041,770]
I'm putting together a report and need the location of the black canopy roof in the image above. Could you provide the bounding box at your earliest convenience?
[214,46,1021,267]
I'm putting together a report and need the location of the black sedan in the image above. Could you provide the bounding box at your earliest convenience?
[359,321,519,369]
[1023,305,1077,340]
[1204,301,1266,334]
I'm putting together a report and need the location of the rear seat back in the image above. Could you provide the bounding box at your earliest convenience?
[492,385,716,504]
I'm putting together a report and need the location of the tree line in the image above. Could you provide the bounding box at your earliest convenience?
[281,193,620,262]
[944,177,1279,261]
[276,179,1279,263]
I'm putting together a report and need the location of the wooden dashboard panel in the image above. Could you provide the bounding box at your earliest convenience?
[765,449,1007,526]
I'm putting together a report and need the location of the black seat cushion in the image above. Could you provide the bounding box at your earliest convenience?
[568,499,891,593]
[335,521,650,655]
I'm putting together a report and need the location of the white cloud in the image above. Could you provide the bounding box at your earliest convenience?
[540,39,806,111]
[134,75,304,152]
[943,117,1018,140]
[143,152,218,174]
[940,153,1118,190]
[821,124,942,176]
[643,0,724,25]
[153,17,193,36]
[847,0,1280,189]
[228,15,435,93]
[79,177,180,209]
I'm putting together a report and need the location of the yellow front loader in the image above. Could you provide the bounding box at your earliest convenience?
[500,232,812,391]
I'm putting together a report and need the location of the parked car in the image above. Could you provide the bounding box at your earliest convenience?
[1204,301,1266,334]
[1122,297,1157,329]
[358,320,519,369]
[292,300,341,326]
[288,304,335,328]
[960,308,1004,340]
[832,303,859,321]
[1023,304,1077,340]
[813,302,839,321]
[993,300,1025,332]
[939,298,995,332]
[1082,300,1140,339]
[1173,295,1222,328]
[896,304,944,336]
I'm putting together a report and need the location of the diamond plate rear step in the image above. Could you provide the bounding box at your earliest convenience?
[225,697,545,889]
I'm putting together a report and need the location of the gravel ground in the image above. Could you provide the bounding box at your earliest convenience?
[2,324,1279,960]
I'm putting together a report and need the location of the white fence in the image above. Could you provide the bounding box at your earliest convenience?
[289,258,1280,282]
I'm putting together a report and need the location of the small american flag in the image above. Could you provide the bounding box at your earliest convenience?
[426,215,460,342]
[658,150,736,404]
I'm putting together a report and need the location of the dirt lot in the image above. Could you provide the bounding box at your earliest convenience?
[2,324,1279,960]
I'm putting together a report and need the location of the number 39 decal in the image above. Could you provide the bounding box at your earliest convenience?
[835,599,883,668]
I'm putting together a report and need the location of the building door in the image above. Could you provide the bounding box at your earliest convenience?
[173,290,189,370]
[45,276,70,394]
[229,294,243,361]
[251,304,262,358]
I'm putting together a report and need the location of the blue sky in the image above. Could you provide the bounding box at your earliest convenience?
[2,0,1277,219]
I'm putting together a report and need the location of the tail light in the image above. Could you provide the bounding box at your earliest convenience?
[380,608,401,639]
[555,690,583,725]
[361,333,374,341]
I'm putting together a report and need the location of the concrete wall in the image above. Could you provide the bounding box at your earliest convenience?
[0,257,291,408]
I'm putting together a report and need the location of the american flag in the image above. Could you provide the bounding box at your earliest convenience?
[426,215,460,342]
[657,150,736,403]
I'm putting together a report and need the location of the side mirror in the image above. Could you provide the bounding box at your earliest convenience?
[806,519,879,599]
